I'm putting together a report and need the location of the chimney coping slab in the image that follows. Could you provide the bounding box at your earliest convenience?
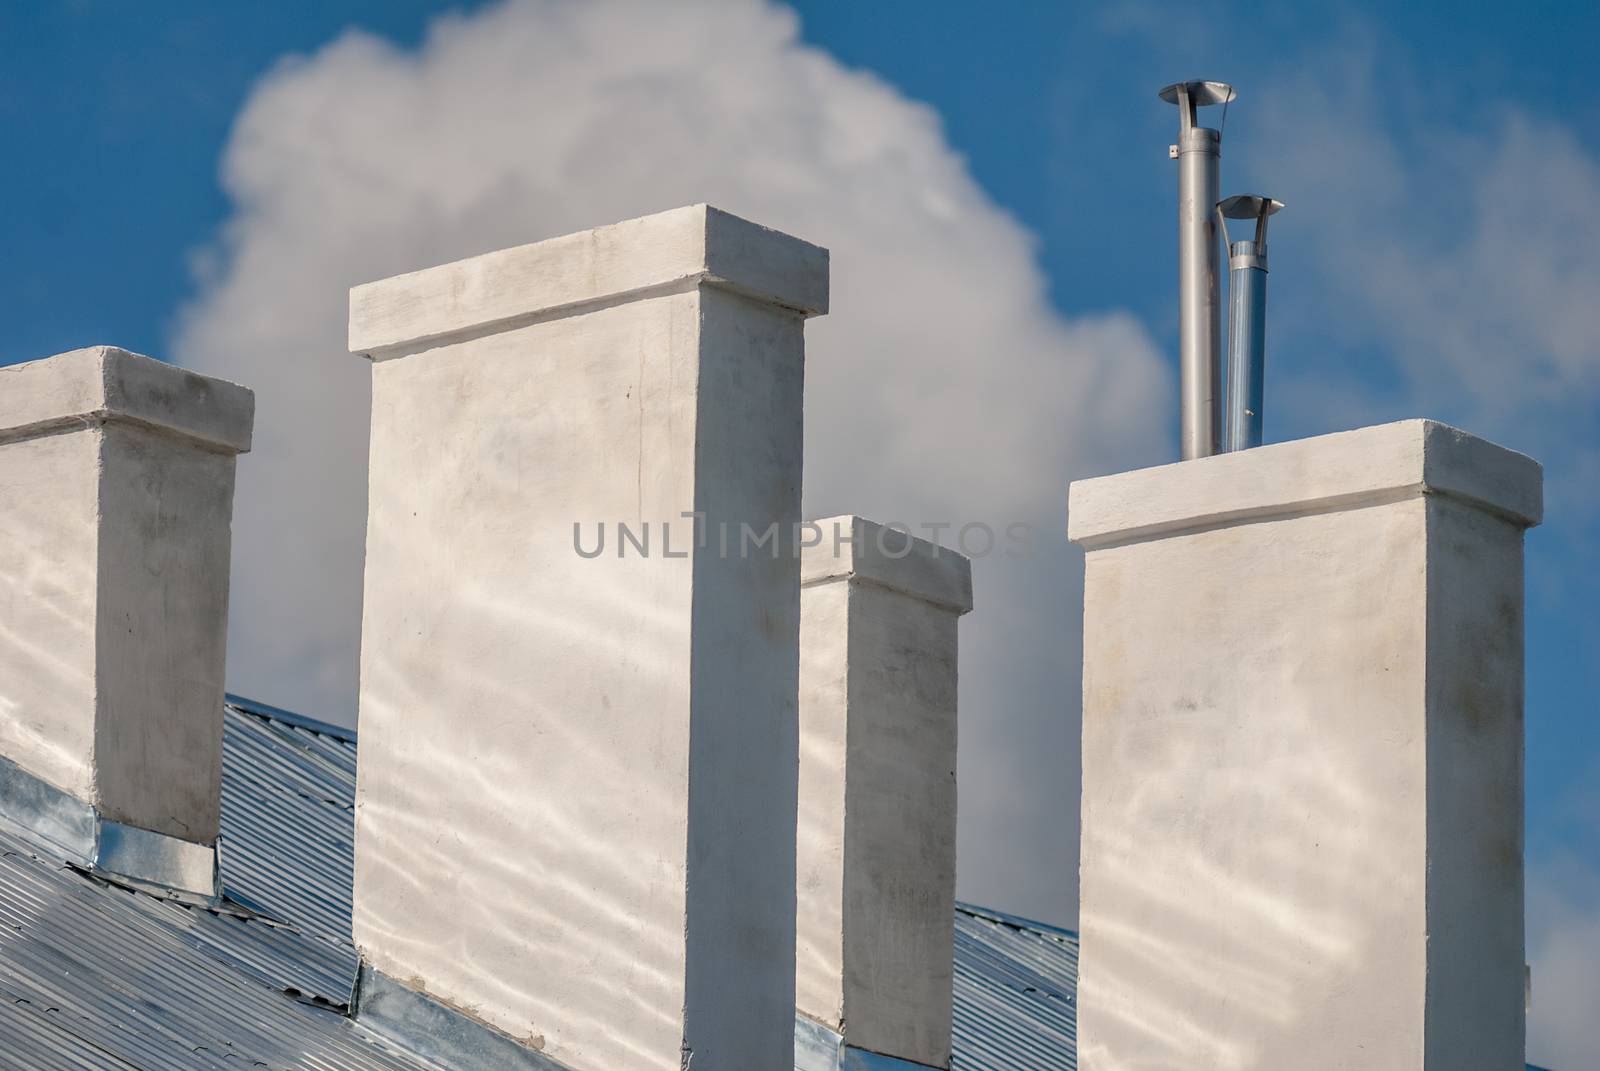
[801,515,974,614]
[1068,419,1542,551]
[0,346,254,455]
[348,204,829,359]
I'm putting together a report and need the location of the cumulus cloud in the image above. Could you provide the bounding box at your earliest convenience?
[1528,830,1600,1067]
[1246,43,1600,452]
[174,0,1169,924]
[1523,755,1600,1066]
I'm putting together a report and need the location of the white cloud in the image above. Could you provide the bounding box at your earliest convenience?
[1527,763,1600,1069]
[174,0,1169,925]
[1247,47,1600,450]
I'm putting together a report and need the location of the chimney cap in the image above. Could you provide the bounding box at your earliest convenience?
[0,346,254,455]
[1158,80,1236,107]
[1068,419,1543,550]
[349,204,830,359]
[801,515,974,614]
[1219,194,1284,220]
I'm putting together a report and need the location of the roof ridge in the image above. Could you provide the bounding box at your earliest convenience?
[225,693,357,742]
[955,900,1080,943]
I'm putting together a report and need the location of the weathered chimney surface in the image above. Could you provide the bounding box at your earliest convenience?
[1068,419,1541,1070]
[795,517,972,1071]
[348,206,827,1071]
[0,346,253,892]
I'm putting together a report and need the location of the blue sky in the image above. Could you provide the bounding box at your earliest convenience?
[19,1,1589,358]
[4,2,1597,1062]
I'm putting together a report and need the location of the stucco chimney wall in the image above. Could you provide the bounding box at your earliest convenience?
[1069,419,1541,1071]
[348,205,827,1071]
[795,516,972,1070]
[0,346,254,849]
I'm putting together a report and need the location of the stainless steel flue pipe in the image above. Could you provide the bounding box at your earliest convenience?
[1160,81,1234,460]
[1218,195,1283,452]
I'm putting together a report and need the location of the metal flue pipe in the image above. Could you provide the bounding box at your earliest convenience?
[1160,80,1234,460]
[1217,195,1283,452]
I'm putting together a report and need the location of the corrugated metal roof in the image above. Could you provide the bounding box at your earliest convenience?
[0,694,426,1070]
[953,903,1078,1070]
[3,697,1537,1070]
[0,817,430,1069]
[0,695,1089,1070]
[222,696,1088,1069]
[220,698,360,957]
[221,696,1091,1070]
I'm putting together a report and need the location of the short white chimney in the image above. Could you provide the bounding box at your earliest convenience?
[795,517,972,1070]
[1068,420,1540,1070]
[0,346,253,894]
[347,206,827,1071]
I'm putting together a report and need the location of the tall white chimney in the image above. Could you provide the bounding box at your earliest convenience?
[795,516,972,1070]
[0,346,253,895]
[1068,420,1540,1070]
[347,206,827,1071]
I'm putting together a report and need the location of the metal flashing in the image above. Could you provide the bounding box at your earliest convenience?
[0,751,218,899]
[0,751,97,861]
[794,1015,945,1071]
[795,1014,845,1071]
[96,818,218,901]
[354,962,571,1071]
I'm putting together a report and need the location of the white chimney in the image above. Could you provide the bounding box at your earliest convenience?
[795,516,972,1070]
[347,206,827,1071]
[0,346,253,895]
[1068,420,1540,1070]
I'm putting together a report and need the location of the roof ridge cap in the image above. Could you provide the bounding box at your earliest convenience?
[955,901,1080,942]
[225,694,357,742]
